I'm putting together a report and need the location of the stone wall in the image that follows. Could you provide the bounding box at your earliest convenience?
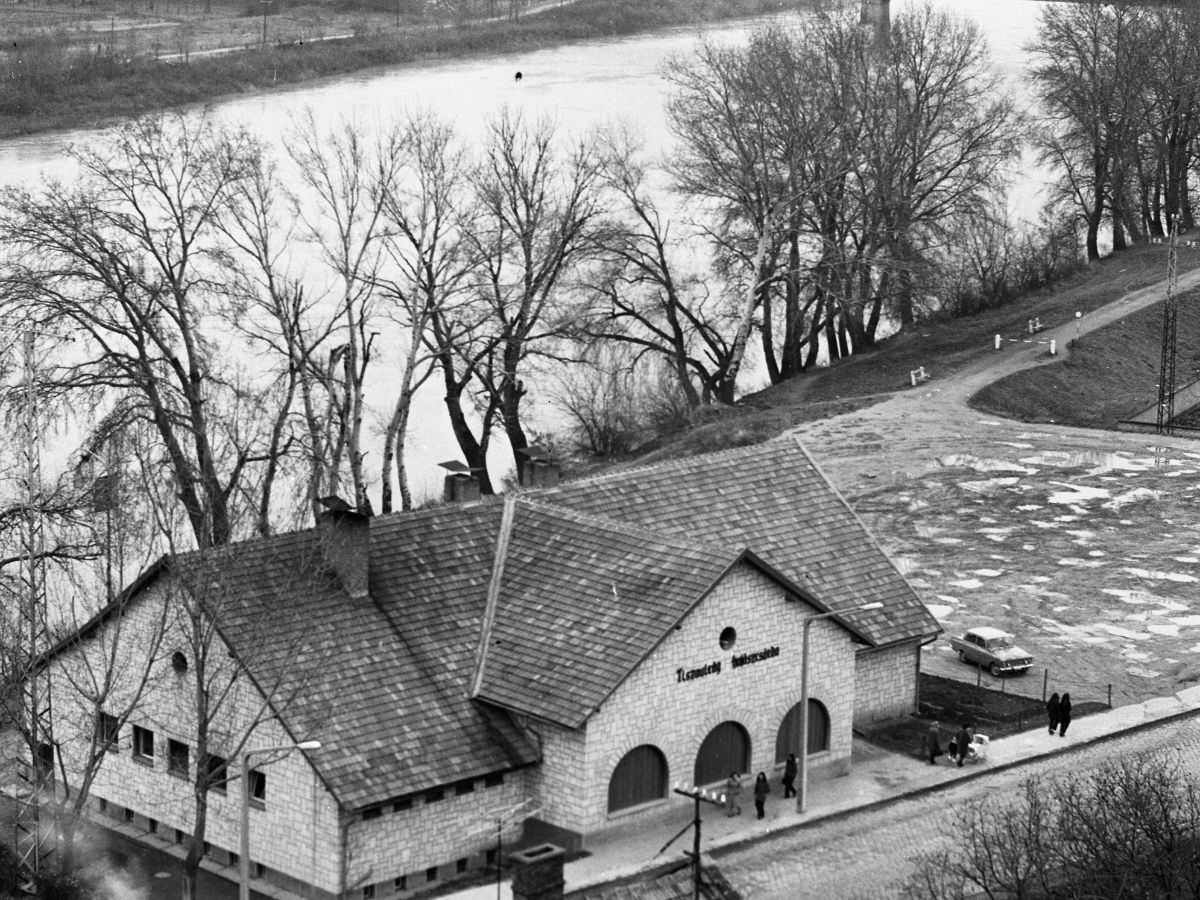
[45,577,343,894]
[543,562,860,835]
[853,642,920,726]
[344,768,530,892]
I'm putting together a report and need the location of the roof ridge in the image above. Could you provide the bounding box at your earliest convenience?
[512,496,734,561]
[538,436,802,493]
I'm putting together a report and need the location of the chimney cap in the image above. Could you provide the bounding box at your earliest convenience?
[438,460,481,473]
[317,495,356,513]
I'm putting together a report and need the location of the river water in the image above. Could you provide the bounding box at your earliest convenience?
[0,0,1053,504]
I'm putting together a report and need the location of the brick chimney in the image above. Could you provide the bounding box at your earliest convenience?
[439,460,482,503]
[519,448,560,489]
[316,496,370,600]
[510,844,564,900]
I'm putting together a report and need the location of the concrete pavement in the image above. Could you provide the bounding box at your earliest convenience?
[443,687,1200,900]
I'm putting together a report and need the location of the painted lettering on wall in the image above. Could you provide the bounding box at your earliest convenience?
[674,646,781,683]
[731,646,780,668]
[676,661,721,683]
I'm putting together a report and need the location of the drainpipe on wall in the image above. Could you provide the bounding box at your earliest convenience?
[338,814,350,900]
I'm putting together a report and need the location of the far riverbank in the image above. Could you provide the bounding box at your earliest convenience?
[0,0,809,141]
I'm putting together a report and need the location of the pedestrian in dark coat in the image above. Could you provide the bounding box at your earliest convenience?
[923,721,943,765]
[1058,693,1072,736]
[1047,692,1061,735]
[753,771,770,819]
[954,723,971,767]
[782,753,798,797]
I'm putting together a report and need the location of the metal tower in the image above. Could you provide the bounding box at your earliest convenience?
[1157,215,1181,435]
[11,328,54,885]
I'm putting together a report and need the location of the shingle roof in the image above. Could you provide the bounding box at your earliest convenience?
[537,436,940,648]
[473,501,744,728]
[86,434,932,812]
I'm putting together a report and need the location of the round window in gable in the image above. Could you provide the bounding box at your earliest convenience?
[171,651,189,675]
[719,627,737,651]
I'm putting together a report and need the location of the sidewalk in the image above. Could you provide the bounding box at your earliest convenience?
[445,686,1200,900]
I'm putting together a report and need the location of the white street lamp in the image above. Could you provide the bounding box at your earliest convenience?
[240,740,322,900]
[796,602,883,814]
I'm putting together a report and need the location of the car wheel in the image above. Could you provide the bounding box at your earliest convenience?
[958,650,967,663]
[989,662,1002,677]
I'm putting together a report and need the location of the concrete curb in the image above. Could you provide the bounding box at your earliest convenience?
[703,701,1200,862]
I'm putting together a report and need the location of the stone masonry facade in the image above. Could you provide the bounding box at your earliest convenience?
[46,579,343,895]
[532,562,860,836]
[852,642,920,726]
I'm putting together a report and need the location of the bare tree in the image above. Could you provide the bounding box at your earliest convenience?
[0,114,287,548]
[458,110,606,486]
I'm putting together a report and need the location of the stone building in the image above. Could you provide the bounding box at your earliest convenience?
[40,436,939,898]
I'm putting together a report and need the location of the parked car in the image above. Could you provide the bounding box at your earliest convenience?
[948,626,1033,676]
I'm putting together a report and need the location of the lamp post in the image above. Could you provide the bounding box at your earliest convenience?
[240,740,321,900]
[797,602,883,814]
[659,783,724,900]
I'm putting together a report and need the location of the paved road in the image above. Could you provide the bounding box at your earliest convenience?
[714,710,1200,899]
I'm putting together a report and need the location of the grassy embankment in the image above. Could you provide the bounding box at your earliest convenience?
[640,243,1200,463]
[0,0,805,139]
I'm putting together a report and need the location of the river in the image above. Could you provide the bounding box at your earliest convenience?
[0,0,1053,504]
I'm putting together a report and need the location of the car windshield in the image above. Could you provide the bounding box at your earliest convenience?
[987,636,1014,649]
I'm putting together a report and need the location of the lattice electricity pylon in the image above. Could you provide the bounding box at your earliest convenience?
[12,328,55,883]
[1157,215,1181,436]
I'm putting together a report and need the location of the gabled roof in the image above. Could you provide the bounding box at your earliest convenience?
[56,434,933,811]
[537,436,940,648]
[471,501,747,728]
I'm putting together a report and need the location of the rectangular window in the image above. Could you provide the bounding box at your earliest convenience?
[362,807,382,821]
[204,754,229,795]
[168,739,189,777]
[424,788,444,804]
[249,769,266,806]
[123,808,134,823]
[456,859,468,874]
[394,875,407,891]
[484,773,504,788]
[392,798,412,813]
[455,780,475,796]
[148,818,158,834]
[425,867,438,884]
[362,887,375,899]
[132,726,154,763]
[97,712,120,752]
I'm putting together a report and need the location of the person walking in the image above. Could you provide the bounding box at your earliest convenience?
[954,723,972,767]
[753,771,770,819]
[1047,692,1061,735]
[1058,693,1072,736]
[924,721,943,765]
[782,753,798,797]
[724,772,742,817]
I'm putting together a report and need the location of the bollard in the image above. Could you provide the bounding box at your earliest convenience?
[1108,684,1112,708]
[1050,339,1056,355]
[1042,669,1048,702]
[995,334,1001,351]
[976,664,982,687]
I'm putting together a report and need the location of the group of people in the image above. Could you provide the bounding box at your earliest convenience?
[1047,692,1072,736]
[923,721,976,767]
[723,753,801,820]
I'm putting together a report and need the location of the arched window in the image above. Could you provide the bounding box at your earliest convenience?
[775,699,831,763]
[608,745,668,813]
[693,721,751,786]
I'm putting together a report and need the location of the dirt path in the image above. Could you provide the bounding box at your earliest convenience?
[789,266,1200,708]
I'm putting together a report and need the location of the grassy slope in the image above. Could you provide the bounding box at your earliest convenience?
[643,243,1200,463]
[1,0,803,138]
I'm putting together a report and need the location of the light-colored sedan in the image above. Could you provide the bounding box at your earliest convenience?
[948,626,1033,676]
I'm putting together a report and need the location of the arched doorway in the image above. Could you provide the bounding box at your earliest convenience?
[693,721,751,786]
[775,699,831,763]
[608,745,668,813]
